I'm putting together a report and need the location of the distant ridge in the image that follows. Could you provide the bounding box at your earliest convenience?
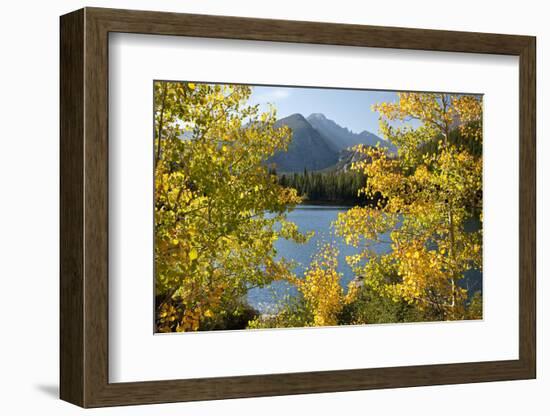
[268,113,396,173]
[307,113,396,153]
[269,114,339,173]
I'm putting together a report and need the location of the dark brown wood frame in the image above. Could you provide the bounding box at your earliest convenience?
[60,7,536,408]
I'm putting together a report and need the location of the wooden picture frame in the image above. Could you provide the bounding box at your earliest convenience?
[60,7,536,408]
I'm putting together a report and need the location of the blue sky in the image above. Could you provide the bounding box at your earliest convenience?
[248,85,399,136]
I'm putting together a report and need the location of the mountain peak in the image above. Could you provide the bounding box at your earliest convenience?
[307,113,327,121]
[307,113,346,131]
[271,113,339,172]
[307,113,396,153]
[284,113,307,121]
[276,113,310,130]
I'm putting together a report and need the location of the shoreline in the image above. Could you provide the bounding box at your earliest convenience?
[297,200,365,207]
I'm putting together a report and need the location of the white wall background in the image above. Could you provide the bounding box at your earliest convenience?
[0,0,546,414]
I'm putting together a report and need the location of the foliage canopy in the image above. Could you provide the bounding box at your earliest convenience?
[154,82,308,332]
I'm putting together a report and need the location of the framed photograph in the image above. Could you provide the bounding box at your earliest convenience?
[60,7,536,408]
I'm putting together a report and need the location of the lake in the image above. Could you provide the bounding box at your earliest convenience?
[247,204,391,313]
[247,204,482,314]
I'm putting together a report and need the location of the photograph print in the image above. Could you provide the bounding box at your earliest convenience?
[154,81,483,333]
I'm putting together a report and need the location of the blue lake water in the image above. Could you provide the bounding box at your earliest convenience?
[246,205,482,314]
[247,205,391,313]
